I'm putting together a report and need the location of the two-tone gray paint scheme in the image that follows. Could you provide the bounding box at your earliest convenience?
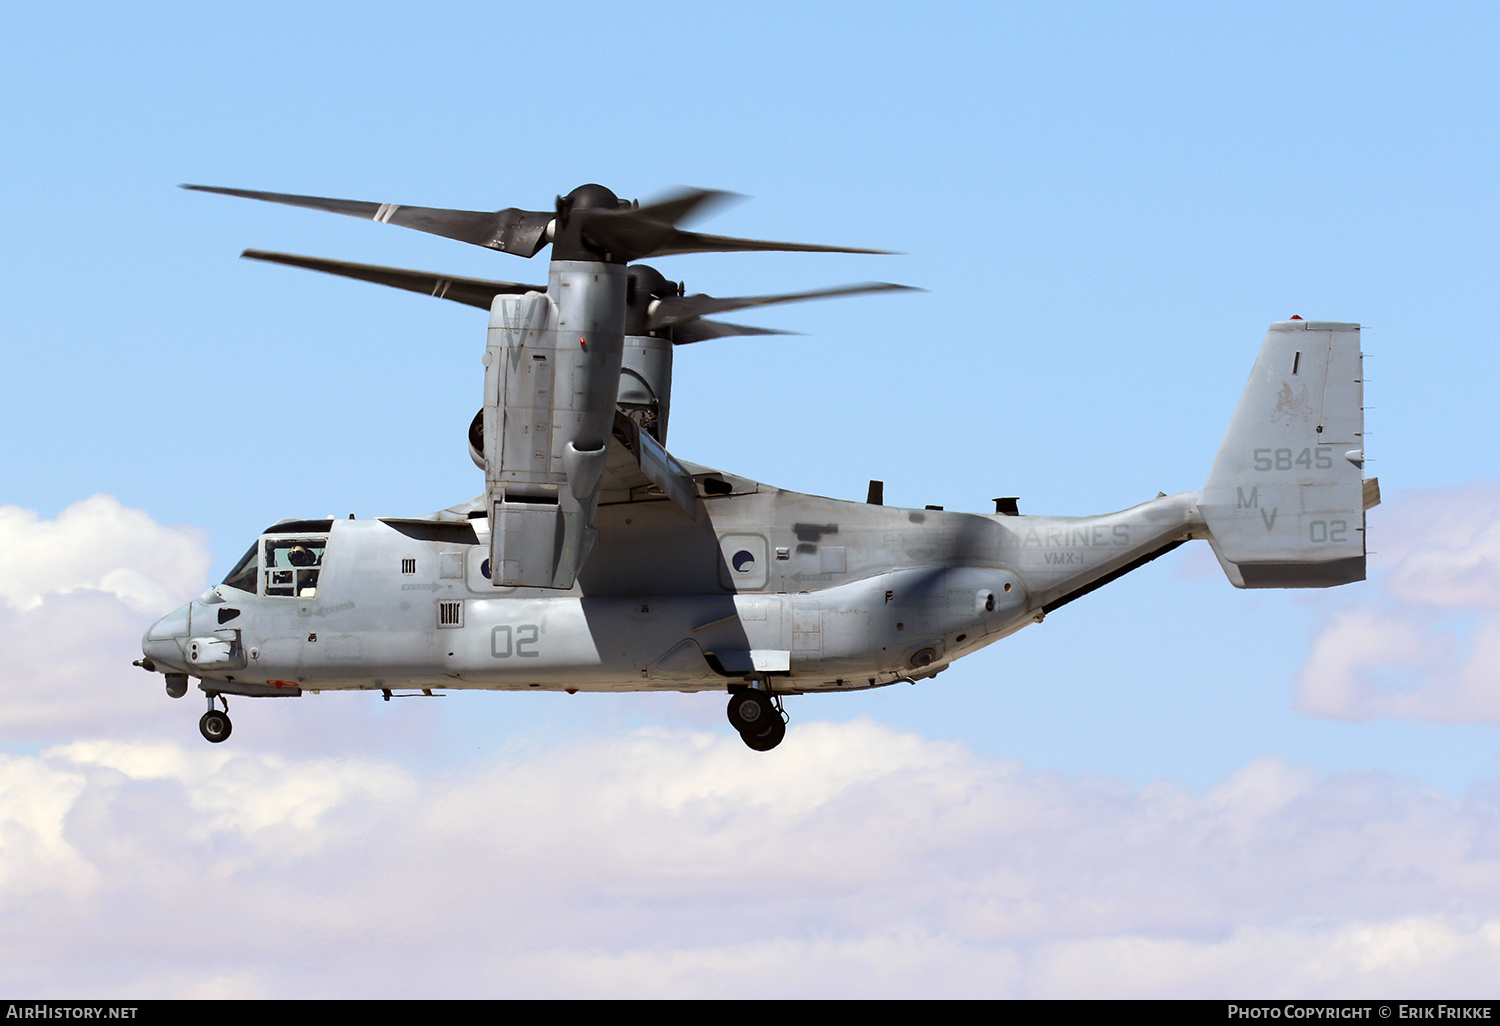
[140,316,1375,747]
[141,475,1203,697]
[150,183,1377,749]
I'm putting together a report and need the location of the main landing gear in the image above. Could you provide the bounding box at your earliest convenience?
[727,687,786,751]
[199,693,232,743]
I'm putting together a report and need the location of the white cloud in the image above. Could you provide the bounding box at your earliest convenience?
[1298,482,1500,723]
[0,752,98,901]
[1,497,1497,997]
[0,495,210,613]
[1376,481,1500,617]
[0,724,1497,998]
[0,497,209,737]
[1026,918,1500,998]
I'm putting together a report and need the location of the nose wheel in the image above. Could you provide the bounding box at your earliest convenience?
[199,694,232,743]
[727,688,786,751]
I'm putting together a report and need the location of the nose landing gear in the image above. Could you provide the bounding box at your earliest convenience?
[727,687,786,751]
[199,694,232,743]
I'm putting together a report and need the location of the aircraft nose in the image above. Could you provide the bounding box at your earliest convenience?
[141,604,191,671]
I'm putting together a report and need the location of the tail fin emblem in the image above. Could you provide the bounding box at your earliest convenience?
[1272,382,1312,424]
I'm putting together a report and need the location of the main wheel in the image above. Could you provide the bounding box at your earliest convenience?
[741,716,786,752]
[199,709,232,744]
[726,689,773,733]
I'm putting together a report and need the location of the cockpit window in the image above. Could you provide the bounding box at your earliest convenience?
[264,536,328,598]
[222,543,260,594]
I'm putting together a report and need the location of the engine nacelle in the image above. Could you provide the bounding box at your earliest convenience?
[468,332,675,472]
[619,335,674,444]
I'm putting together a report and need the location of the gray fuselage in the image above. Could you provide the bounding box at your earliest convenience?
[143,472,1203,697]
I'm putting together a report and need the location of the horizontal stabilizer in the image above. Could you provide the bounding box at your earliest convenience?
[1199,320,1369,588]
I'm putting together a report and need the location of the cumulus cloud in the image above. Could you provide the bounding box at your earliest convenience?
[1298,482,1500,723]
[3,497,1497,998]
[0,725,1497,998]
[0,495,210,613]
[0,497,211,736]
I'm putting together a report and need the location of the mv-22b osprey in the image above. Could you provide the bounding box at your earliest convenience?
[137,182,1379,750]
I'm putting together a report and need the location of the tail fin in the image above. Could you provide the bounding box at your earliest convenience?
[1198,319,1369,588]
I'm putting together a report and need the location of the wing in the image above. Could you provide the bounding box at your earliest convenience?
[599,412,699,518]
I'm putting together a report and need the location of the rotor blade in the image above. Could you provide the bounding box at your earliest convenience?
[642,227,895,259]
[666,320,795,345]
[629,187,741,227]
[561,189,739,261]
[649,282,920,330]
[579,212,895,262]
[241,250,543,309]
[183,185,554,257]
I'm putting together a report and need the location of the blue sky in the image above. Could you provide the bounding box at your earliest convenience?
[2,1,1499,997]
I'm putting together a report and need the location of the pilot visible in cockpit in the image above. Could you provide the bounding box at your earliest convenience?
[287,544,321,597]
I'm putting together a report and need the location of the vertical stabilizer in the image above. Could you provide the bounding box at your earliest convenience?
[1198,320,1367,588]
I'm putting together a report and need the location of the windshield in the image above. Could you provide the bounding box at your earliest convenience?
[222,542,259,594]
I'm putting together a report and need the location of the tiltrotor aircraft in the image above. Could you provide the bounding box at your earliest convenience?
[137,182,1379,750]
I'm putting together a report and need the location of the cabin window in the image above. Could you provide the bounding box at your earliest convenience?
[263,537,328,598]
[717,534,769,590]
